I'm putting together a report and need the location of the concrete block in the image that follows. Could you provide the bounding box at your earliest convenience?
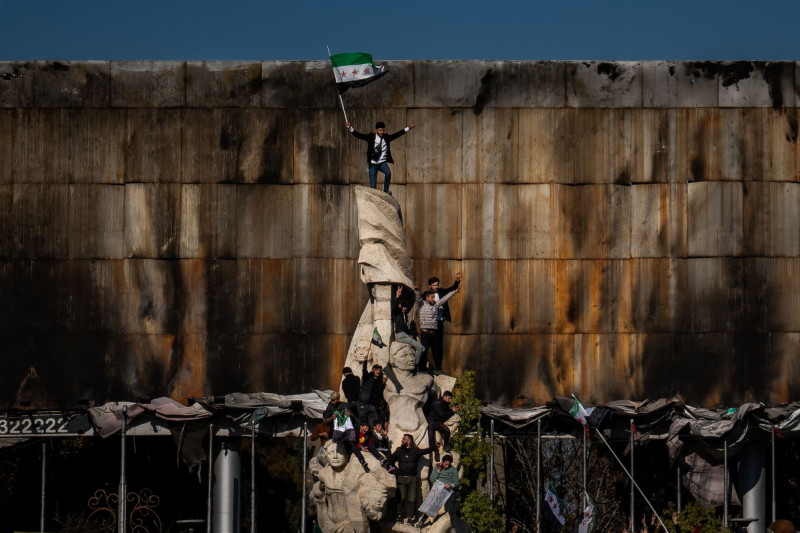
[719,61,795,108]
[405,108,464,184]
[0,110,12,184]
[12,184,70,258]
[68,109,124,183]
[119,259,178,334]
[33,61,111,108]
[235,259,294,335]
[687,257,742,332]
[291,258,360,335]
[297,108,360,185]
[405,183,462,260]
[481,61,566,108]
[179,184,238,258]
[124,183,182,258]
[12,109,73,184]
[0,61,34,107]
[766,333,800,404]
[566,61,642,108]
[642,61,720,108]
[413,61,490,108]
[630,258,688,332]
[235,184,294,258]
[687,182,743,257]
[111,61,186,107]
[186,61,263,107]
[292,184,353,258]
[742,258,800,332]
[182,108,295,184]
[743,182,800,257]
[630,183,687,257]
[555,184,631,259]
[573,333,634,400]
[0,186,11,257]
[122,109,182,183]
[517,109,569,184]
[638,109,676,183]
[462,108,519,183]
[68,184,125,259]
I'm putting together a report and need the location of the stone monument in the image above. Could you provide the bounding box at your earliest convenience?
[310,186,462,532]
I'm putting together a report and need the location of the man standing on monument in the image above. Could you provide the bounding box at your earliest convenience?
[426,272,462,373]
[345,120,416,193]
[388,433,439,525]
[358,362,384,428]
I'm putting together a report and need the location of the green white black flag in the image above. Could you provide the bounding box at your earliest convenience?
[330,52,387,93]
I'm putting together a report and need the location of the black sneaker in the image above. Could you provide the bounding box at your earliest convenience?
[360,461,370,473]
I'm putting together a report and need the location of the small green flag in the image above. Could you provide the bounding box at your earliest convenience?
[371,327,385,348]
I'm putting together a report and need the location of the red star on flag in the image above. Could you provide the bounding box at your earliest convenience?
[363,67,371,74]
[557,511,563,517]
[340,70,348,78]
[548,496,554,503]
[352,69,358,76]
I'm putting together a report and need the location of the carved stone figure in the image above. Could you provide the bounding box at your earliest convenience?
[310,441,396,533]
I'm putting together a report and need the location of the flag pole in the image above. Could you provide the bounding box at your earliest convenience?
[593,427,668,531]
[327,45,349,123]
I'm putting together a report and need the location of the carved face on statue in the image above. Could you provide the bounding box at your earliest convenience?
[324,441,349,470]
[390,342,416,371]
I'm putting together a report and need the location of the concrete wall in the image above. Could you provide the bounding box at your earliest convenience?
[1,60,799,407]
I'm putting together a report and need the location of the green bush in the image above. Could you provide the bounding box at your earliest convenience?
[461,491,505,533]
[662,501,730,533]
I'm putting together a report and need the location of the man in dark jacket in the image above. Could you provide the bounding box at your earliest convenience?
[357,362,384,428]
[388,433,440,524]
[341,366,361,416]
[345,120,416,193]
[426,391,459,460]
[427,272,462,374]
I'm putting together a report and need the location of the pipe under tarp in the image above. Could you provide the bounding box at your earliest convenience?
[213,438,242,533]
[737,440,766,533]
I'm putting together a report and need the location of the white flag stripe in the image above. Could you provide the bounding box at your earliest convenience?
[333,63,376,83]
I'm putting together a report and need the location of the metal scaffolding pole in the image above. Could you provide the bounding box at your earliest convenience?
[40,441,46,533]
[630,419,634,532]
[490,419,495,500]
[723,440,728,529]
[676,465,681,512]
[301,421,308,533]
[250,423,256,533]
[118,406,128,533]
[536,419,541,532]
[207,424,214,533]
[582,429,587,508]
[771,426,776,523]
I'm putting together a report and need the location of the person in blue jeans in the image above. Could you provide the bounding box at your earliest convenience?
[345,120,416,193]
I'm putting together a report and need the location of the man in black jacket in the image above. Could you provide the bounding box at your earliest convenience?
[345,120,416,193]
[426,391,459,460]
[388,433,440,524]
[427,272,462,374]
[340,366,361,417]
[357,362,384,428]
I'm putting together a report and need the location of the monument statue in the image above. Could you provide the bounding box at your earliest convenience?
[310,441,397,533]
[312,186,463,532]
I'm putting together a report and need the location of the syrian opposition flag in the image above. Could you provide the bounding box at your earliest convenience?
[371,327,386,348]
[570,394,594,437]
[577,492,596,533]
[545,482,566,526]
[330,52,387,93]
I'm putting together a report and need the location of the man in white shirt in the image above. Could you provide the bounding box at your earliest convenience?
[345,120,416,193]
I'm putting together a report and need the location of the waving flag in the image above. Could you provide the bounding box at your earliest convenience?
[570,394,594,436]
[371,327,386,348]
[578,492,596,533]
[330,52,387,93]
[545,482,566,526]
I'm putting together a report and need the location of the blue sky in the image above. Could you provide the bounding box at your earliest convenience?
[0,1,797,61]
